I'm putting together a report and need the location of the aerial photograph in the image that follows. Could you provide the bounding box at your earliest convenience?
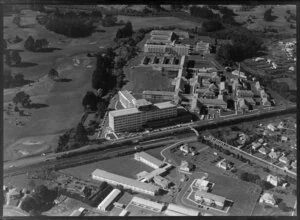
[3,3,297,217]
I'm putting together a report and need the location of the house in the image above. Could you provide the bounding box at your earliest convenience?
[194,179,211,192]
[179,144,189,154]
[180,160,193,172]
[277,121,285,129]
[267,123,276,132]
[267,174,282,187]
[291,160,297,169]
[279,153,288,164]
[258,138,264,144]
[252,142,261,151]
[262,97,271,107]
[268,149,280,160]
[258,147,267,155]
[216,159,232,170]
[259,193,277,206]
[281,136,288,142]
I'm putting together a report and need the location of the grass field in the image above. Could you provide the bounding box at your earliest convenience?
[4,9,118,160]
[117,15,202,30]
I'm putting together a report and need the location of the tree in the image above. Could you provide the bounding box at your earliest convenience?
[82,91,98,111]
[24,36,35,51]
[74,123,89,144]
[264,8,278,22]
[34,39,49,51]
[14,73,25,85]
[48,68,59,80]
[6,50,22,66]
[28,180,36,190]
[202,19,223,32]
[3,39,7,50]
[4,70,13,88]
[13,91,31,107]
[13,15,21,26]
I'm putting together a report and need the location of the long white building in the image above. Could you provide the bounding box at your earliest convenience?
[92,169,160,196]
[97,189,121,212]
[134,151,164,169]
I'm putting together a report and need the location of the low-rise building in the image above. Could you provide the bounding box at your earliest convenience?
[130,196,164,213]
[179,144,189,154]
[267,174,282,187]
[268,149,280,160]
[194,179,211,191]
[134,151,164,169]
[279,153,288,164]
[258,147,268,155]
[267,123,276,131]
[194,190,226,209]
[97,189,121,212]
[92,169,160,196]
[180,160,193,172]
[252,142,261,151]
[291,160,297,169]
[153,175,171,189]
[166,203,200,216]
[216,159,231,170]
[232,70,246,78]
[259,193,276,206]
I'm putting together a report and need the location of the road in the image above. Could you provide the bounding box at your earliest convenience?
[4,104,296,176]
[4,133,197,177]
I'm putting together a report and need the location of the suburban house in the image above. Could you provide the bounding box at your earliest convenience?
[267,123,276,132]
[258,147,268,155]
[291,160,297,169]
[259,193,277,206]
[268,149,280,160]
[279,153,288,164]
[267,174,282,187]
[179,144,189,154]
[216,159,232,170]
[180,160,193,172]
[252,142,261,151]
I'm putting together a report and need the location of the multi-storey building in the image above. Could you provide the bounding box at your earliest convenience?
[109,100,177,132]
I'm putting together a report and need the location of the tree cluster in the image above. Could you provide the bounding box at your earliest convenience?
[202,19,224,32]
[13,91,31,108]
[4,70,26,88]
[101,13,118,27]
[24,36,49,52]
[239,171,273,190]
[19,184,57,216]
[264,8,278,22]
[190,6,221,20]
[12,14,21,26]
[4,50,22,66]
[56,123,89,153]
[115,21,133,39]
[215,27,264,64]
[37,11,96,38]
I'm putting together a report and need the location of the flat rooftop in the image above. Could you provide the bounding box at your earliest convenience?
[195,190,226,204]
[92,169,160,192]
[135,151,164,168]
[119,90,136,103]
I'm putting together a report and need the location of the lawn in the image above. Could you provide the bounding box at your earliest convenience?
[117,15,202,30]
[207,172,262,216]
[4,9,119,160]
[123,66,175,94]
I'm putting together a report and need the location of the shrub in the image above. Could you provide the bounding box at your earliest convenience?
[264,8,278,22]
[202,19,223,32]
[39,12,95,38]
